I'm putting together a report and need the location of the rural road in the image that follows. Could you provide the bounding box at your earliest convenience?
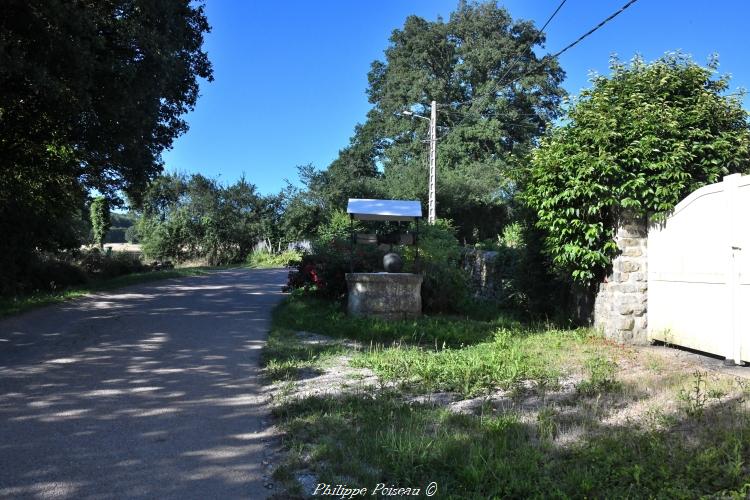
[0,268,288,499]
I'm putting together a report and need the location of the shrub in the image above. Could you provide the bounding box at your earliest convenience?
[286,214,470,313]
[99,252,145,279]
[285,211,382,298]
[26,254,88,293]
[286,241,382,298]
[401,219,469,313]
[89,196,111,249]
[525,53,750,285]
[79,248,145,279]
[246,249,302,268]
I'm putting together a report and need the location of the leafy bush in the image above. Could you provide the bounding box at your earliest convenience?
[246,249,302,268]
[286,241,382,298]
[313,209,356,248]
[99,252,146,279]
[286,215,469,313]
[79,248,145,279]
[285,210,382,298]
[26,254,88,293]
[136,173,270,265]
[89,196,111,248]
[525,53,750,284]
[401,219,469,313]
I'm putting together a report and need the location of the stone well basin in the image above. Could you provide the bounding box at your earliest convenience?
[345,273,423,320]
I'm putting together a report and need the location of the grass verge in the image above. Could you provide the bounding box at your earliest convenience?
[264,294,750,498]
[275,390,750,498]
[0,267,219,318]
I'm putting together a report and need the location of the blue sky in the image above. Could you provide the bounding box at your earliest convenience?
[162,0,750,195]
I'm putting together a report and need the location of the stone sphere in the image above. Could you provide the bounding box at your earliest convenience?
[383,252,403,273]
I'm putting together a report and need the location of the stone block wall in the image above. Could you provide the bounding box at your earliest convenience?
[462,249,499,299]
[594,217,649,344]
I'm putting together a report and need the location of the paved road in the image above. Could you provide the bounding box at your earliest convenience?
[0,268,288,499]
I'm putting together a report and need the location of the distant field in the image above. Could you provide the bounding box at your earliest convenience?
[82,243,142,253]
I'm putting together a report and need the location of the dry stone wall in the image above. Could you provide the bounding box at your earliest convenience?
[462,249,499,299]
[594,217,649,344]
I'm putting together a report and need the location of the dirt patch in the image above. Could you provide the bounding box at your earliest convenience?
[284,333,750,449]
[267,332,383,403]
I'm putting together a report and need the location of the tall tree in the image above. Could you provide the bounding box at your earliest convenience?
[0,0,213,291]
[525,53,750,284]
[323,1,565,241]
[90,197,111,249]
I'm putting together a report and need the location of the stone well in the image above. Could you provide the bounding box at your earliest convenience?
[345,273,423,320]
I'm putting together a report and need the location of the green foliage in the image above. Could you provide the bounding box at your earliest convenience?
[309,1,565,242]
[272,294,518,348]
[79,248,145,279]
[136,173,270,265]
[314,210,360,249]
[401,219,469,313]
[525,53,750,284]
[246,249,302,269]
[501,222,524,248]
[575,355,622,396]
[89,197,111,248]
[0,0,212,292]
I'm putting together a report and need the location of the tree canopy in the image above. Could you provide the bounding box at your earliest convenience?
[525,53,750,284]
[314,0,566,242]
[0,0,212,291]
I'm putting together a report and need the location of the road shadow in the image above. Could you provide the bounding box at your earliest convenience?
[0,268,288,499]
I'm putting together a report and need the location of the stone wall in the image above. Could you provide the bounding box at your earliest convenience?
[462,249,500,299]
[593,216,649,344]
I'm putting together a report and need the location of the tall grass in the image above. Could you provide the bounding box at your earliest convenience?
[246,249,301,269]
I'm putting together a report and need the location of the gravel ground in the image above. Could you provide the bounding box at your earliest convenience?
[0,268,288,499]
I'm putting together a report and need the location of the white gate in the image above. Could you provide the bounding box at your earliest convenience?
[648,174,749,364]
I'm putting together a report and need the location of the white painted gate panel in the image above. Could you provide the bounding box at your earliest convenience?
[648,174,748,363]
[737,178,750,363]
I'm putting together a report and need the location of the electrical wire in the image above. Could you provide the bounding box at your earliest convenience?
[461,0,640,107]
[550,0,639,60]
[496,0,568,87]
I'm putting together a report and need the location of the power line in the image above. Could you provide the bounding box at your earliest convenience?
[550,0,639,59]
[462,0,640,108]
[496,0,568,86]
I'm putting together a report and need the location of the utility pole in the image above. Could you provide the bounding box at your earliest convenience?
[428,100,437,224]
[401,101,440,224]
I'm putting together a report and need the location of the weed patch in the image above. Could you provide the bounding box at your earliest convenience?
[575,355,622,396]
[274,391,750,498]
[265,295,750,498]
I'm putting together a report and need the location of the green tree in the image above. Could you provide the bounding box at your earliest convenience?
[0,0,212,292]
[525,53,750,285]
[136,173,268,265]
[90,197,112,249]
[320,1,565,241]
[277,165,327,243]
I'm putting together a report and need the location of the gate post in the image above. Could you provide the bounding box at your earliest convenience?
[724,174,742,365]
[593,212,649,344]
